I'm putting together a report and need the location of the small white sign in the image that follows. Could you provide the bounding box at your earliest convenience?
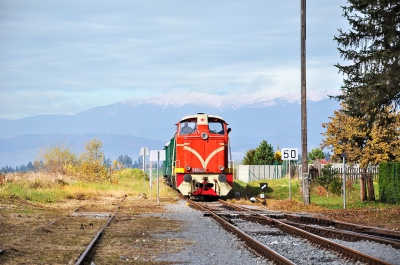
[139,147,149,156]
[150,150,166,161]
[282,148,298,160]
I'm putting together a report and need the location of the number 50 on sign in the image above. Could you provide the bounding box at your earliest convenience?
[282,148,298,160]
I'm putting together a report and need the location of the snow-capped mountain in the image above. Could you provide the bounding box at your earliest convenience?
[122,90,333,110]
[0,92,340,167]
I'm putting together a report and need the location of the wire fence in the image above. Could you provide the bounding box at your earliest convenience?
[308,162,379,181]
[237,162,379,183]
[236,164,288,183]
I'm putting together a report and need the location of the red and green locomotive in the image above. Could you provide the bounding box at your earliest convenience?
[163,113,234,200]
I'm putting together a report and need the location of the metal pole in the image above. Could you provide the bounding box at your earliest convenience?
[157,151,160,205]
[343,156,346,209]
[289,160,292,200]
[301,0,309,205]
[149,161,152,199]
[143,148,146,192]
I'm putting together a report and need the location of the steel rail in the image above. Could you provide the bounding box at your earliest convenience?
[239,213,400,249]
[189,200,295,265]
[75,195,126,265]
[218,200,392,265]
[282,214,400,241]
[222,205,400,241]
[280,219,400,250]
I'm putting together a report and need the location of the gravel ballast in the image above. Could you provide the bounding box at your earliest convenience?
[146,200,400,264]
[152,200,271,264]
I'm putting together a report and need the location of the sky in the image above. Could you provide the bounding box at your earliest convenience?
[0,0,350,120]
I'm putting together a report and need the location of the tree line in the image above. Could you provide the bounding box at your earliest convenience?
[241,140,327,165]
[1,146,148,174]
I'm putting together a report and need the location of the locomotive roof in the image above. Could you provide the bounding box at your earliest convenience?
[179,113,224,122]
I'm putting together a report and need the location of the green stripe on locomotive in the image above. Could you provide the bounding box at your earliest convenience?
[163,136,175,178]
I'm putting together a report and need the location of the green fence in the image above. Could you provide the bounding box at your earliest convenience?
[237,163,288,183]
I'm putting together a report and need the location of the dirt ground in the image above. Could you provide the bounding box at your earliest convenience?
[0,195,191,265]
[0,195,399,264]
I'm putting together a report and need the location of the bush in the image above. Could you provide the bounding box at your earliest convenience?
[34,142,76,174]
[75,160,108,182]
[317,164,338,197]
[67,138,109,182]
[379,162,400,203]
[329,177,343,196]
[116,168,149,181]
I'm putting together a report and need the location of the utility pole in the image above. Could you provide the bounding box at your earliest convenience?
[301,0,309,205]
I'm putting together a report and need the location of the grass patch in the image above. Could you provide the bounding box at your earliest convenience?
[233,177,302,201]
[233,176,399,210]
[2,170,397,212]
[0,169,176,203]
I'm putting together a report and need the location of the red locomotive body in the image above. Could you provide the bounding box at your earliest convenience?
[164,113,233,200]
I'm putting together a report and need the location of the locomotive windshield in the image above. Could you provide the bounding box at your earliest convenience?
[209,121,224,135]
[179,120,196,135]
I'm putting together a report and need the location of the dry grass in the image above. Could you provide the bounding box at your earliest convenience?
[5,171,71,187]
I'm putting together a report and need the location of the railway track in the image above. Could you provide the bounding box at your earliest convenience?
[0,196,127,264]
[74,195,126,265]
[219,200,400,250]
[188,200,396,265]
[1,195,397,264]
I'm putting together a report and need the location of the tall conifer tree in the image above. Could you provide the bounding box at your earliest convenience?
[333,1,400,119]
[329,1,400,201]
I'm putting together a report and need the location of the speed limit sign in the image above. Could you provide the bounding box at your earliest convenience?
[282,148,298,160]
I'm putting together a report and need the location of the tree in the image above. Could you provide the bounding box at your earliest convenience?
[327,1,400,201]
[274,150,282,164]
[317,164,337,197]
[104,157,112,168]
[332,1,400,118]
[253,140,275,165]
[137,156,143,169]
[76,138,108,181]
[34,141,76,174]
[308,148,325,162]
[321,104,400,201]
[242,149,256,165]
[117,154,133,168]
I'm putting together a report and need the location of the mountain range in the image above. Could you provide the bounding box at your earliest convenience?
[0,92,341,168]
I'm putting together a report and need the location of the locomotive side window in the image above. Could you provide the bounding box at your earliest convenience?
[179,121,196,135]
[209,121,224,135]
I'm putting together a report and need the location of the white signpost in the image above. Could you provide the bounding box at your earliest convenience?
[150,150,165,204]
[282,148,298,200]
[139,147,149,191]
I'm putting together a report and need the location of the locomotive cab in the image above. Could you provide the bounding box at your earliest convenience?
[167,113,233,200]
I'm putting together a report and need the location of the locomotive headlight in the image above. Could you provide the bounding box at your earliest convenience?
[201,132,208,140]
[219,165,224,171]
[184,174,192,183]
[185,165,191,171]
[218,174,227,182]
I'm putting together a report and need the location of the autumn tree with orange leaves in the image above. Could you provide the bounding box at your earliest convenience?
[321,103,400,201]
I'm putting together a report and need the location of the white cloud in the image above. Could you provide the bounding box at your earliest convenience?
[0,0,348,119]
